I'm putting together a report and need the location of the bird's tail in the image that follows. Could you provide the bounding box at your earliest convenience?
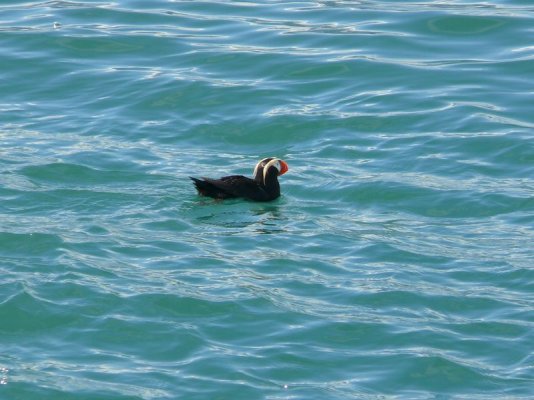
[190,177,216,197]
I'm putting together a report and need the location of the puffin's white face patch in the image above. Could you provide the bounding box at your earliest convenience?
[253,157,273,180]
[262,158,281,183]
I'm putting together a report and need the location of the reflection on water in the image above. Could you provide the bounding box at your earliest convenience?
[252,204,285,235]
[192,199,286,234]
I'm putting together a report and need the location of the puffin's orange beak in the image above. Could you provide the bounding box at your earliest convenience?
[279,160,289,176]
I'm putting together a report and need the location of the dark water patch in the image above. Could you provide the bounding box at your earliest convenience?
[427,15,507,35]
[392,354,500,394]
[0,289,81,335]
[0,232,64,257]
[20,163,146,185]
[447,266,534,293]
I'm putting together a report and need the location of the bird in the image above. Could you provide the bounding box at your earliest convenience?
[191,157,289,201]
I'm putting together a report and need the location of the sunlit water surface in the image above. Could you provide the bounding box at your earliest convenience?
[1,0,533,398]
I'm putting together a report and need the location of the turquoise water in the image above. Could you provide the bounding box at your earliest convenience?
[1,0,533,398]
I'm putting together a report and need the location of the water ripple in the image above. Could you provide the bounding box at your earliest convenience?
[1,0,533,398]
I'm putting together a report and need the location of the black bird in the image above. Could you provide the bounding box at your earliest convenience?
[191,157,289,201]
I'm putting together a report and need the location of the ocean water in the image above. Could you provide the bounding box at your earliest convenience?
[1,0,533,398]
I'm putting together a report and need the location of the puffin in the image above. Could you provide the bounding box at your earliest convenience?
[191,157,289,201]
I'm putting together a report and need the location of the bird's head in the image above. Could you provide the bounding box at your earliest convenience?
[253,157,289,183]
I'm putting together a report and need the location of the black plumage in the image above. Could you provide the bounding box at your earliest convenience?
[191,157,288,202]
